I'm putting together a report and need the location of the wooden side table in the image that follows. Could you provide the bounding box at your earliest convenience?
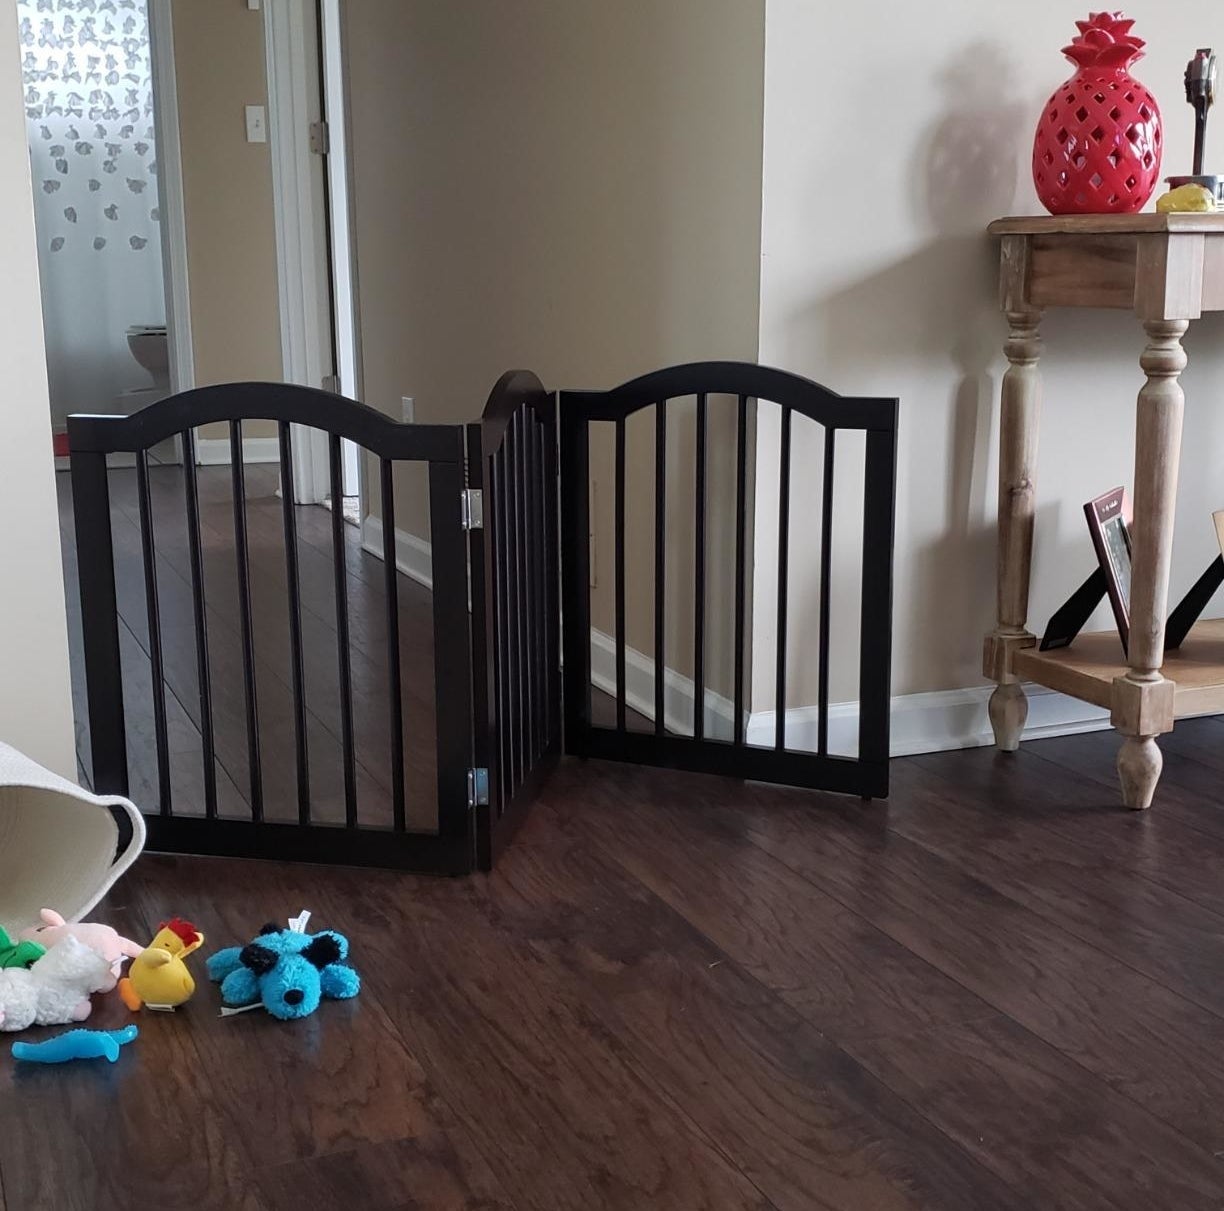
[984,213,1224,809]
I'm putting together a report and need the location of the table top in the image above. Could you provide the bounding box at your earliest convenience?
[988,213,1224,236]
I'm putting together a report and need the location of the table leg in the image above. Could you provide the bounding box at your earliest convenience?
[984,307,1043,750]
[1113,318,1187,809]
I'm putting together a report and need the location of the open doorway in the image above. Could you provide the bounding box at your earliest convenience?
[19,0,188,466]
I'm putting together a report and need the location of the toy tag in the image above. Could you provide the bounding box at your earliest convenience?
[288,909,311,934]
[145,1003,177,1013]
[219,1002,264,1018]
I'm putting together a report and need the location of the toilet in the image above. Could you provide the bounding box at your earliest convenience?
[126,324,170,391]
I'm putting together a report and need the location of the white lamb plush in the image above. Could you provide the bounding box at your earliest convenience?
[0,935,117,1031]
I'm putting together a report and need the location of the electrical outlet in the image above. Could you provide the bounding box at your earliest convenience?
[244,105,267,144]
[401,396,415,423]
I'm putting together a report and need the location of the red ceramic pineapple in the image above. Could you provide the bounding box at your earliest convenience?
[1032,12,1162,214]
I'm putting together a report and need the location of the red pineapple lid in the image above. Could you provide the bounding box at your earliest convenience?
[1062,12,1146,70]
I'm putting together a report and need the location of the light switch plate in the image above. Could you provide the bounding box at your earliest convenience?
[401,396,415,423]
[244,105,267,144]
[247,0,261,10]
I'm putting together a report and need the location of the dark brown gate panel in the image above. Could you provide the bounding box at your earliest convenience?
[467,371,561,870]
[559,361,897,799]
[69,381,474,873]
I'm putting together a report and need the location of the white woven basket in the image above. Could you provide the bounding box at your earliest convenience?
[0,741,145,936]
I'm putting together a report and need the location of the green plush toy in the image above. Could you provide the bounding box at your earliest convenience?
[0,926,46,969]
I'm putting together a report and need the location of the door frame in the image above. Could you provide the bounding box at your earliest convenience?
[146,0,193,397]
[264,0,330,503]
[263,0,359,506]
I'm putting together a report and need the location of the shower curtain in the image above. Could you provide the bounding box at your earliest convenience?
[19,0,167,428]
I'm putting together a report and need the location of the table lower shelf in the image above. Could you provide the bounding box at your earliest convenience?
[1015,618,1224,716]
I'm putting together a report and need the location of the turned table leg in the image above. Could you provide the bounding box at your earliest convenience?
[983,306,1043,750]
[1113,318,1187,809]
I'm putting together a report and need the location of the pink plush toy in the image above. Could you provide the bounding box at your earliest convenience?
[18,909,143,976]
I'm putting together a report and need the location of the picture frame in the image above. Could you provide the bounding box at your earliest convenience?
[1084,486,1132,652]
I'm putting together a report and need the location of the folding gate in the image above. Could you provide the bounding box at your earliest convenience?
[559,362,897,799]
[69,364,896,874]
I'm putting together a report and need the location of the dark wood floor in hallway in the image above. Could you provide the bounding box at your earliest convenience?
[17,464,1224,1208]
[6,721,1224,1209]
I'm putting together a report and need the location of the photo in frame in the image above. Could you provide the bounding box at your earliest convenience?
[1084,486,1132,652]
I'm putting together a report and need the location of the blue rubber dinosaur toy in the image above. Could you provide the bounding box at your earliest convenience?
[11,1025,138,1064]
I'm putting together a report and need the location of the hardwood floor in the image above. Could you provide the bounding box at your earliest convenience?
[6,466,1224,1207]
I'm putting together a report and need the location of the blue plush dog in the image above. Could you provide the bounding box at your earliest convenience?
[206,925,360,1020]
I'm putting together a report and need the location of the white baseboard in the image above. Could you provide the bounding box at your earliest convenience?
[592,630,1110,756]
[588,627,744,738]
[360,514,433,590]
[195,436,281,466]
[352,525,1113,758]
[745,683,1110,757]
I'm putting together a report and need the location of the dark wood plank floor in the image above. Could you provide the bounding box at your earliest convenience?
[6,466,1224,1208]
[58,462,441,829]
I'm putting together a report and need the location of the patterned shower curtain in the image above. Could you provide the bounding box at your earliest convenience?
[19,0,167,427]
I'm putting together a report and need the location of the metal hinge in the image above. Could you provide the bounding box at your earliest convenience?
[461,488,484,530]
[467,767,489,808]
[309,119,330,155]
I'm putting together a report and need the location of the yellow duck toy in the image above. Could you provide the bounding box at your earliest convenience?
[119,918,204,1011]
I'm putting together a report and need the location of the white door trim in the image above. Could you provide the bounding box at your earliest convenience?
[146,0,194,397]
[320,0,363,508]
[264,0,331,503]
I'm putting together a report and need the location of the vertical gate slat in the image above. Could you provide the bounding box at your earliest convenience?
[135,451,171,814]
[329,434,358,827]
[467,421,497,862]
[560,405,592,750]
[733,394,748,746]
[517,411,536,766]
[818,429,836,756]
[530,417,547,759]
[229,421,263,821]
[693,394,707,740]
[277,422,311,823]
[615,416,627,732]
[775,404,792,752]
[493,448,512,804]
[180,427,217,816]
[653,402,666,735]
[544,402,561,749]
[72,449,127,796]
[859,425,897,785]
[427,457,475,841]
[381,457,406,831]
[505,423,523,793]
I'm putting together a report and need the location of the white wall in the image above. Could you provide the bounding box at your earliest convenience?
[758,0,1224,707]
[0,4,75,776]
[344,0,765,701]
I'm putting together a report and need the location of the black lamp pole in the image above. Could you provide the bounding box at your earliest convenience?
[1186,48,1217,176]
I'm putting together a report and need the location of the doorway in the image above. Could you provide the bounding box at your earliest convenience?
[18,0,186,465]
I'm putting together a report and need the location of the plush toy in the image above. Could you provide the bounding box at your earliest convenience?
[119,918,204,1011]
[0,926,45,970]
[12,1025,138,1064]
[0,935,117,1031]
[207,925,360,1020]
[18,909,143,976]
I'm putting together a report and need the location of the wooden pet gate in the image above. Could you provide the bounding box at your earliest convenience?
[69,363,897,874]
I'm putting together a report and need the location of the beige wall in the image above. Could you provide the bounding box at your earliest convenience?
[756,0,1224,708]
[172,0,281,387]
[0,7,75,776]
[344,0,765,697]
